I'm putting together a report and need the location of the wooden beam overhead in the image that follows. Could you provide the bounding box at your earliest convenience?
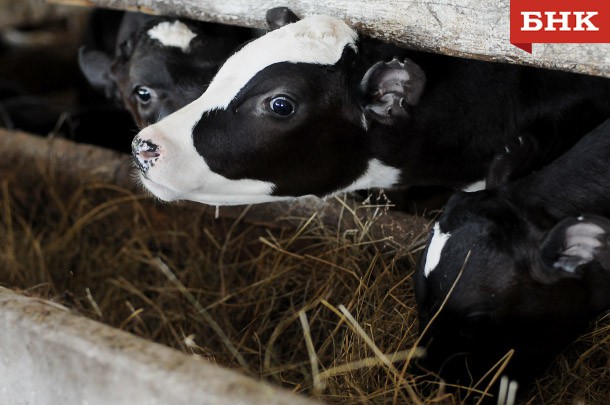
[49,0,610,77]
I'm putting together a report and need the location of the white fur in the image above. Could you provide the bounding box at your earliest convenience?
[136,114,290,206]
[193,15,358,111]
[462,179,486,192]
[140,175,289,206]
[147,21,196,51]
[334,159,400,194]
[424,222,452,277]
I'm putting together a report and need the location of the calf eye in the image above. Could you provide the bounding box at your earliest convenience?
[269,96,295,117]
[135,86,152,104]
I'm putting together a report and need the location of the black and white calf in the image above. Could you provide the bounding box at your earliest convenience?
[79,12,252,127]
[131,13,610,206]
[414,118,610,390]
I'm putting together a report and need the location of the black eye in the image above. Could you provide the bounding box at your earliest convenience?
[269,96,294,117]
[135,86,152,104]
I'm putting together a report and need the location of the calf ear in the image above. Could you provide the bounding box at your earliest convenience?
[540,215,610,276]
[359,58,426,125]
[486,135,538,189]
[266,7,300,30]
[78,46,115,98]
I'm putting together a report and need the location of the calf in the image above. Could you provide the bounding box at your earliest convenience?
[414,118,610,395]
[79,11,252,127]
[131,12,610,206]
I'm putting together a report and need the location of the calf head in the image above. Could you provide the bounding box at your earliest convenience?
[131,15,426,206]
[415,189,610,387]
[80,14,248,127]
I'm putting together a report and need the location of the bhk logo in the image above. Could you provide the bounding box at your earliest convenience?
[510,0,610,53]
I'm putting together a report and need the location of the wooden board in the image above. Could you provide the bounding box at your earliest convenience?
[0,0,74,29]
[50,0,610,78]
[0,287,323,405]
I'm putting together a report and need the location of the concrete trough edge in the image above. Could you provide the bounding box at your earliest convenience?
[0,287,322,405]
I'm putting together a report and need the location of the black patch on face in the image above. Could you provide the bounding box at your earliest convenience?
[191,62,372,197]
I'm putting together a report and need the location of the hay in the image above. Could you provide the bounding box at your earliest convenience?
[1,131,609,404]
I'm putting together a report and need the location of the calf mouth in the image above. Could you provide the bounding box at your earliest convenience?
[137,175,179,202]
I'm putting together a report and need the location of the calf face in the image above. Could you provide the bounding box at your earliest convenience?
[414,118,610,387]
[79,13,250,127]
[132,15,411,205]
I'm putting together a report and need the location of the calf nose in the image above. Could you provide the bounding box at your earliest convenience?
[132,135,161,173]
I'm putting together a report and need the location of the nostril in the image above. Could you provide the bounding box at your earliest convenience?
[132,135,161,172]
[140,150,160,159]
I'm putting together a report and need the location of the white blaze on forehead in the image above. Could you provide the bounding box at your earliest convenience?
[424,222,452,277]
[198,14,358,111]
[147,21,197,51]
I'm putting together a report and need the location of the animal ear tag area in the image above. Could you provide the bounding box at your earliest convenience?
[541,216,610,275]
[360,58,426,125]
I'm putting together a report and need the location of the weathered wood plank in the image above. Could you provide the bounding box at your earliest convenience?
[0,287,323,405]
[0,0,74,29]
[50,0,610,77]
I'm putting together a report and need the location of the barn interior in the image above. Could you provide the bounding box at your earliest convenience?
[1,1,609,404]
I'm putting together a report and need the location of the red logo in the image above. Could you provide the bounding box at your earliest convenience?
[510,0,610,53]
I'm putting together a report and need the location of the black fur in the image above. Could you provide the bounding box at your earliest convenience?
[189,35,610,195]
[193,62,369,197]
[414,118,610,395]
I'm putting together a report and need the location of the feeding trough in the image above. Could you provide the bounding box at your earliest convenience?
[1,1,609,403]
